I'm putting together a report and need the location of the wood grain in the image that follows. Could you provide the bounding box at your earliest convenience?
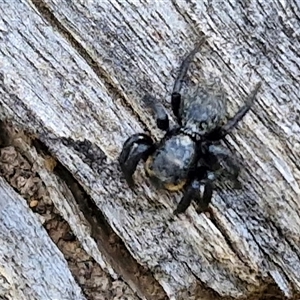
[0,0,299,299]
[0,176,86,300]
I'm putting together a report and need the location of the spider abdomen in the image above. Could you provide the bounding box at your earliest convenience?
[145,134,197,191]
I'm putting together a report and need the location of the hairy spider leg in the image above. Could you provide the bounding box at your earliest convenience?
[119,134,155,187]
[203,143,241,183]
[143,94,169,131]
[195,179,213,213]
[171,37,206,124]
[208,82,262,140]
[174,176,213,215]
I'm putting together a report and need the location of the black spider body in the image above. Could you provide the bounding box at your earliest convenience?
[119,38,261,214]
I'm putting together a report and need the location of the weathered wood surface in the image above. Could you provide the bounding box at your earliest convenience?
[0,176,86,300]
[0,0,300,299]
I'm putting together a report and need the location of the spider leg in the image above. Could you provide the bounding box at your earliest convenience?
[119,134,155,188]
[207,82,262,140]
[143,94,169,131]
[173,177,213,215]
[171,37,206,123]
[174,142,242,215]
[222,82,261,135]
[195,179,214,213]
[205,144,241,184]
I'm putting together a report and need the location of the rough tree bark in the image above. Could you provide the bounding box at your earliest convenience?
[0,0,299,299]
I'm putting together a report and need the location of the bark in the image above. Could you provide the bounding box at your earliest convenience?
[0,176,86,300]
[0,0,299,299]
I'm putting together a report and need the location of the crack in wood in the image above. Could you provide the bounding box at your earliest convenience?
[29,0,148,132]
[32,136,168,300]
[0,121,166,300]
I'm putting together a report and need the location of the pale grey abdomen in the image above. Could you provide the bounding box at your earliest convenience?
[145,134,197,191]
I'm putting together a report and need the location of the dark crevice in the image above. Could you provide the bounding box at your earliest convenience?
[0,121,167,300]
[29,0,147,132]
[0,121,92,300]
[31,138,168,300]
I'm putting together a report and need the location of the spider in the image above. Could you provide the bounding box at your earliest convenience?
[119,38,261,215]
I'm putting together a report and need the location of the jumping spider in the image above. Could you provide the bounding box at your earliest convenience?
[119,38,261,215]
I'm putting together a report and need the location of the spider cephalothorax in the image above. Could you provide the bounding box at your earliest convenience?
[119,38,261,214]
